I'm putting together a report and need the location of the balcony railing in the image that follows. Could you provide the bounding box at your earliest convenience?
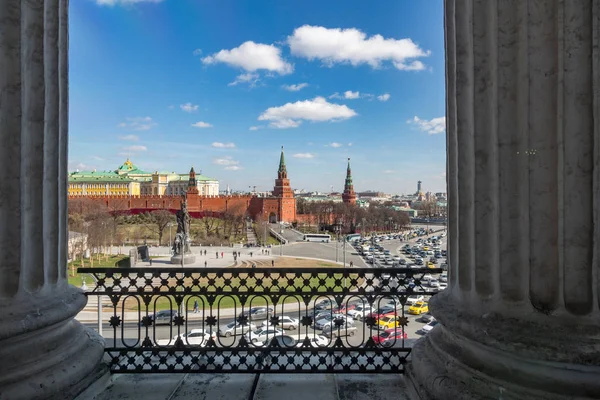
[80,267,442,374]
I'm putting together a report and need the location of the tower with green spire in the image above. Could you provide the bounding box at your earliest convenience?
[273,146,293,198]
[342,158,357,205]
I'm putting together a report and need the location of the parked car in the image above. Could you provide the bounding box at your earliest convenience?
[315,314,353,330]
[238,307,273,321]
[261,316,299,330]
[377,315,405,330]
[419,313,435,324]
[218,321,257,337]
[346,304,374,320]
[322,322,357,338]
[422,320,439,334]
[139,309,179,326]
[244,327,284,343]
[296,335,329,348]
[439,273,448,283]
[371,328,407,345]
[408,301,429,315]
[252,334,298,347]
[406,295,425,306]
[156,329,215,347]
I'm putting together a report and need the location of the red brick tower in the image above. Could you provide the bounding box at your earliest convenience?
[342,158,357,205]
[271,146,296,222]
[187,166,199,195]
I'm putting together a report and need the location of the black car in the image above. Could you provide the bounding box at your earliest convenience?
[139,309,179,326]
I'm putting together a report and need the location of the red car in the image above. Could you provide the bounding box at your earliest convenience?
[332,303,357,314]
[372,328,407,345]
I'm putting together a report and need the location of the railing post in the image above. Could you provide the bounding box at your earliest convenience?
[98,294,103,337]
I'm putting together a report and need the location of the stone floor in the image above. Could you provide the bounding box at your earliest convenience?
[75,373,411,400]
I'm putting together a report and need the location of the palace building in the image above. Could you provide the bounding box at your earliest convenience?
[68,159,219,197]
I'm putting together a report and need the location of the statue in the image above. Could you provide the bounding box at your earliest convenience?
[170,197,195,265]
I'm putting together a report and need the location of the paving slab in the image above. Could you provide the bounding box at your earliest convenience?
[76,374,185,400]
[171,374,255,400]
[253,374,339,400]
[336,374,410,400]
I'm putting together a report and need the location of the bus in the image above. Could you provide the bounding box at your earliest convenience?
[345,234,362,242]
[303,234,331,243]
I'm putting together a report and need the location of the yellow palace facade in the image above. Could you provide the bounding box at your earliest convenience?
[68,159,219,197]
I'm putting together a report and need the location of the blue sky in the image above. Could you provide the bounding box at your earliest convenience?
[69,0,446,195]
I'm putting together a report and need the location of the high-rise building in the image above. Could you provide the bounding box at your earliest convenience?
[342,158,357,205]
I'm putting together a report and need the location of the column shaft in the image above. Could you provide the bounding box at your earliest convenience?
[408,1,600,399]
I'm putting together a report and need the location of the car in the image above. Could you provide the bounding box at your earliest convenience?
[139,309,179,326]
[406,294,425,306]
[367,305,398,321]
[422,320,439,334]
[296,335,329,348]
[419,313,435,323]
[238,307,274,321]
[439,273,448,283]
[315,314,353,330]
[377,315,405,330]
[429,279,440,288]
[346,304,373,320]
[218,321,257,337]
[322,322,357,338]
[244,327,284,343]
[156,329,215,347]
[384,250,391,255]
[421,273,433,282]
[408,301,429,315]
[440,263,448,271]
[439,282,448,290]
[252,334,298,347]
[261,315,299,330]
[392,256,401,262]
[372,328,408,345]
[384,258,394,265]
[441,250,447,256]
[427,262,436,269]
[399,259,406,265]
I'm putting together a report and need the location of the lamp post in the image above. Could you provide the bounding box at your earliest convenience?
[167,222,174,248]
[279,222,283,256]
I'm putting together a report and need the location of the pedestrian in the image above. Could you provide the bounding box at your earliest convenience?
[250,252,253,257]
[149,258,152,266]
[349,261,353,268]
[204,250,207,256]
[252,263,256,269]
[204,260,207,267]
[216,251,219,259]
[271,260,274,267]
[221,251,224,258]
[193,299,199,314]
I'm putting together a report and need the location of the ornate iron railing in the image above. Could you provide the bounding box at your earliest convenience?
[80,267,442,374]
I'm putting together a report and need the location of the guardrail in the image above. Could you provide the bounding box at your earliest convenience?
[80,267,442,374]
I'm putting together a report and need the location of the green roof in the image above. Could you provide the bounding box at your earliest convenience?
[69,173,133,183]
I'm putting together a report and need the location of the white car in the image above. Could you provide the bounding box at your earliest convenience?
[422,320,439,334]
[156,329,215,347]
[421,273,433,282]
[384,258,394,265]
[439,282,448,290]
[296,335,329,348]
[429,279,440,288]
[406,295,425,306]
[261,316,299,330]
[439,273,448,283]
[347,304,374,320]
[218,321,257,337]
[244,327,284,343]
[392,256,401,262]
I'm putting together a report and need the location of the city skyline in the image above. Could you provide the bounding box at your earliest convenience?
[68,0,446,194]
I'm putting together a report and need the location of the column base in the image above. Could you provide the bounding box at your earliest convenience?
[170,254,196,265]
[0,284,106,400]
[406,291,600,400]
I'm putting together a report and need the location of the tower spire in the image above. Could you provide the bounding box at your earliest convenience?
[342,157,356,205]
[278,145,287,179]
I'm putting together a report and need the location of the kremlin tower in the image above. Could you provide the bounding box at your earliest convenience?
[269,146,296,222]
[187,166,199,195]
[342,158,357,205]
[273,146,293,198]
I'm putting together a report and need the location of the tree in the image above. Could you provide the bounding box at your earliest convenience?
[147,210,175,246]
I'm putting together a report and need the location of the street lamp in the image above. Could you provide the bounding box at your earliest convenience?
[167,222,174,248]
[279,221,283,256]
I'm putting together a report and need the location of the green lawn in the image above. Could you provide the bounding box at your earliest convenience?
[68,254,129,287]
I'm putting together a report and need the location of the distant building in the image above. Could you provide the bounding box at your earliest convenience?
[68,159,219,197]
[342,158,357,205]
[358,191,386,199]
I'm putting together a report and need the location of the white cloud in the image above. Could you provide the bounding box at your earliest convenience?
[329,92,341,99]
[118,134,139,141]
[202,41,293,75]
[377,93,391,101]
[258,96,357,129]
[225,165,242,171]
[327,142,343,148]
[330,91,369,100]
[292,153,315,159]
[95,0,163,5]
[282,83,309,92]
[212,142,235,148]
[191,121,213,128]
[228,72,260,87]
[118,117,156,131]
[408,116,446,135]
[91,156,104,161]
[168,105,175,110]
[122,145,147,152]
[180,102,199,113]
[192,48,202,56]
[347,142,353,147]
[249,126,261,131]
[213,156,239,166]
[383,169,396,174]
[288,25,430,71]
[344,90,360,99]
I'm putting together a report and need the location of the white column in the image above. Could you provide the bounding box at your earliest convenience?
[0,1,105,399]
[408,1,600,399]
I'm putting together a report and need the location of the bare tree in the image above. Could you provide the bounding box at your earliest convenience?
[146,210,175,246]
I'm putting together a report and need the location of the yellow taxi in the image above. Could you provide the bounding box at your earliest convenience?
[423,246,429,251]
[408,301,429,315]
[427,262,436,269]
[377,315,401,330]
